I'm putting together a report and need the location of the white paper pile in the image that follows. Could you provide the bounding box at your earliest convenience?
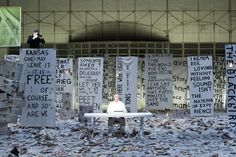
[0,59,24,134]
[0,112,235,156]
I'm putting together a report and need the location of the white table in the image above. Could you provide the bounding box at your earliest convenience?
[84,112,153,137]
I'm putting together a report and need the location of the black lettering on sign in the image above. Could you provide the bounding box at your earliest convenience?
[26,103,39,109]
[173,60,187,66]
[27,111,39,117]
[56,78,71,84]
[26,49,49,56]
[27,62,42,68]
[26,75,52,84]
[93,103,100,110]
[194,108,212,114]
[125,93,131,105]
[42,103,50,109]
[41,110,48,116]
[27,95,48,101]
[79,96,95,104]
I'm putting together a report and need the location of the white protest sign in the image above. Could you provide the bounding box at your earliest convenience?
[213,57,226,109]
[55,58,73,114]
[173,57,188,109]
[144,54,173,110]
[188,56,214,117]
[78,57,103,113]
[225,45,236,128]
[116,57,138,112]
[20,48,56,127]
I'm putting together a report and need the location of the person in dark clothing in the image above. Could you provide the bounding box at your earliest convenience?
[27,29,45,48]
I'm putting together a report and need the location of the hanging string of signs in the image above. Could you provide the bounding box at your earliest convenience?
[6,52,230,126]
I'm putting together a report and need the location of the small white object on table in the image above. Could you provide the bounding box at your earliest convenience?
[84,112,153,137]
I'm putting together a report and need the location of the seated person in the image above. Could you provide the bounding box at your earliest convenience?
[107,94,127,134]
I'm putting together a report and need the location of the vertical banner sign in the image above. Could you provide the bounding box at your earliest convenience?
[103,56,116,103]
[213,57,226,109]
[145,54,173,110]
[56,58,73,114]
[116,57,138,112]
[187,56,214,117]
[20,49,56,127]
[137,58,145,109]
[173,57,188,109]
[78,57,103,113]
[225,45,236,128]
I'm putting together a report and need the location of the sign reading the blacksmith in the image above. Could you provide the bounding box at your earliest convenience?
[213,57,226,109]
[225,45,236,128]
[173,57,188,109]
[56,58,73,114]
[78,57,103,113]
[20,48,56,127]
[116,57,138,112]
[188,56,214,117]
[144,54,173,110]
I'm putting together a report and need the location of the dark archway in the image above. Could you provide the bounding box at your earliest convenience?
[70,22,168,42]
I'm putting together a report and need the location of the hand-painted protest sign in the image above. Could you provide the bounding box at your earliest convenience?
[78,57,103,113]
[145,54,173,110]
[20,48,56,127]
[188,56,214,117]
[225,45,236,128]
[173,57,188,109]
[213,57,226,109]
[116,57,138,112]
[55,58,73,117]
